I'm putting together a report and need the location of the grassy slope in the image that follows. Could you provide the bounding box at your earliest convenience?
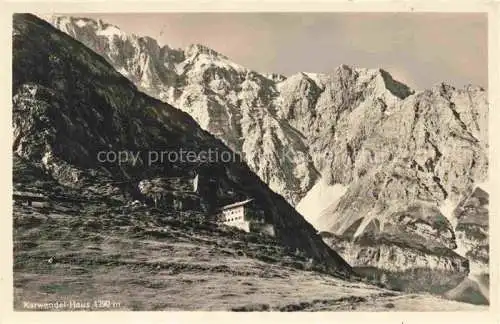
[13,202,487,311]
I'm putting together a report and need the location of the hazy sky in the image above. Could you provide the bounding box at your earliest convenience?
[56,13,487,90]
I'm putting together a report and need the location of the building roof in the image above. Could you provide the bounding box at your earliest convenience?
[220,198,254,211]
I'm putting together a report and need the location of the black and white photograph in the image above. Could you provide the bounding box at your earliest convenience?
[8,5,495,315]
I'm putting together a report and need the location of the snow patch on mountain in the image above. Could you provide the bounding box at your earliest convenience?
[296,179,347,230]
[439,198,458,227]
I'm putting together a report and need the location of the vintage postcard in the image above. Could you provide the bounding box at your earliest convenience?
[1,0,499,323]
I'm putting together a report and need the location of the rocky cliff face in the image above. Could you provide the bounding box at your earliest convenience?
[313,84,488,281]
[321,231,468,274]
[47,15,488,286]
[320,231,471,297]
[453,186,489,276]
[12,13,353,276]
[315,84,488,233]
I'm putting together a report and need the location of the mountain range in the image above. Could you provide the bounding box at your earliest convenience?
[14,13,489,305]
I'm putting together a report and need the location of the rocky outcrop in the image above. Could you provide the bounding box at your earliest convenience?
[321,231,468,274]
[444,277,489,305]
[320,231,470,296]
[453,186,489,275]
[12,13,353,276]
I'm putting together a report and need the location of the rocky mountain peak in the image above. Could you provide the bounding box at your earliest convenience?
[184,43,228,60]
